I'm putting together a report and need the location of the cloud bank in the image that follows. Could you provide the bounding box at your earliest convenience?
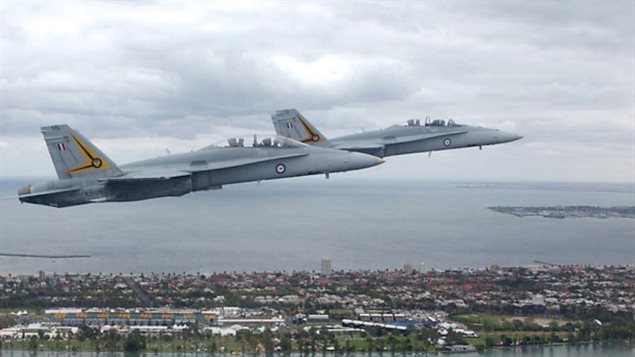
[1,1,633,182]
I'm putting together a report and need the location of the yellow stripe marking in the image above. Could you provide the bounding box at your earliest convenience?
[296,114,323,144]
[68,133,110,174]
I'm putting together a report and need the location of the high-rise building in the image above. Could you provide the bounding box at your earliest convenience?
[403,263,413,274]
[321,259,332,275]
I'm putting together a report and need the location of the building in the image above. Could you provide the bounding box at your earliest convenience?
[321,259,332,276]
[0,324,78,341]
[403,263,414,274]
[44,308,217,326]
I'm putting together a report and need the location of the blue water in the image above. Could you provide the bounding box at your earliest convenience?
[0,178,633,274]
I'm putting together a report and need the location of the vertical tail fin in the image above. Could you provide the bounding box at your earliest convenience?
[271,109,332,147]
[41,124,122,179]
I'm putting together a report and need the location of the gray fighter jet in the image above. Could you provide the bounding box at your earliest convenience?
[272,109,522,157]
[18,125,384,207]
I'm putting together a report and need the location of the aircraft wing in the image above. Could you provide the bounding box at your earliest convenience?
[102,152,309,182]
[333,143,384,157]
[100,171,191,182]
[377,129,469,145]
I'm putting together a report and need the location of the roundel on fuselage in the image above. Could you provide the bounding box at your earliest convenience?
[275,163,286,174]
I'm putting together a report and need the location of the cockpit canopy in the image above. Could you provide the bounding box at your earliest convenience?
[202,135,308,150]
[397,117,461,128]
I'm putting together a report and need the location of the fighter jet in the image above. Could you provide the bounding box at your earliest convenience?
[271,109,522,158]
[18,125,384,208]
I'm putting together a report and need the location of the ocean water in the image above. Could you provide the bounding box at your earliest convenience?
[0,178,633,274]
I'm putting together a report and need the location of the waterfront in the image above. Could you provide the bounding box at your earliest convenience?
[1,179,633,274]
[1,344,634,356]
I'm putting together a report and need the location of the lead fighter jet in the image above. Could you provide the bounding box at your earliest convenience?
[18,125,383,208]
[271,109,522,158]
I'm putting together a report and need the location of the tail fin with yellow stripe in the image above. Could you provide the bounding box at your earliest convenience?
[41,125,122,179]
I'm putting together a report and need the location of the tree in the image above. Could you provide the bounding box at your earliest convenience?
[261,328,274,355]
[279,334,292,353]
[376,338,384,353]
[401,337,412,352]
[345,339,352,353]
[28,336,38,351]
[499,334,512,347]
[446,329,465,346]
[247,333,259,353]
[332,337,340,352]
[371,326,384,337]
[79,324,99,341]
[124,331,146,353]
[387,334,397,352]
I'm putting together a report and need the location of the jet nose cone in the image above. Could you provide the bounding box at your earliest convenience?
[498,131,523,143]
[349,152,385,170]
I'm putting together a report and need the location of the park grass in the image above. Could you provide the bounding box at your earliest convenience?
[0,308,41,315]
[453,313,575,330]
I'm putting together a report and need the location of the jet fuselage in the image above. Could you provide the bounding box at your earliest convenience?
[18,129,383,208]
[271,110,523,158]
[332,123,523,157]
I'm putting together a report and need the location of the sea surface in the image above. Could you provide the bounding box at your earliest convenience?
[1,344,634,356]
[0,178,633,274]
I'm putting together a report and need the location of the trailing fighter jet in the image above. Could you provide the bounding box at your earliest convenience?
[271,109,522,158]
[18,125,383,208]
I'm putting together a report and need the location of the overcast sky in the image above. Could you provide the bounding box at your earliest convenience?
[1,1,633,182]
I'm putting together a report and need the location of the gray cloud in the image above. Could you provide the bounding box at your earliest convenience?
[1,1,633,181]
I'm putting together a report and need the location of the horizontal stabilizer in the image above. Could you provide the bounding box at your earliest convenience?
[17,187,80,199]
